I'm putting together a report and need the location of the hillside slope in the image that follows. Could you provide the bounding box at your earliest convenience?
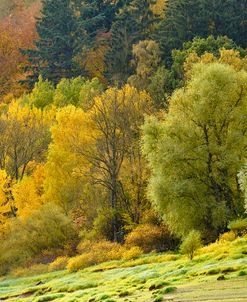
[0,237,246,302]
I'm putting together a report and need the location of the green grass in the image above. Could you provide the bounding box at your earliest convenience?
[0,237,247,302]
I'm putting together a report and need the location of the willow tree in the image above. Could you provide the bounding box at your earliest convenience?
[143,63,247,240]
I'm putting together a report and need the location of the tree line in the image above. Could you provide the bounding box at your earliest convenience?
[0,0,246,274]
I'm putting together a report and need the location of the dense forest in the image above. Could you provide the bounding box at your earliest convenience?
[0,0,247,275]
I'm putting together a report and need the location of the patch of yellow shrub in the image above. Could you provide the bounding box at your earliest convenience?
[48,256,69,272]
[67,240,143,272]
[122,246,143,260]
[219,231,236,243]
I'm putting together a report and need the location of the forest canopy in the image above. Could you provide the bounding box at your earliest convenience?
[0,0,246,274]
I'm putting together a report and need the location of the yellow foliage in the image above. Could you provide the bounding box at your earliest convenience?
[219,231,236,243]
[219,49,247,71]
[184,49,247,79]
[48,256,69,272]
[151,0,167,16]
[81,42,109,84]
[10,264,48,278]
[12,165,45,219]
[67,254,95,272]
[68,240,144,272]
[0,170,12,235]
[122,246,143,260]
[44,106,95,212]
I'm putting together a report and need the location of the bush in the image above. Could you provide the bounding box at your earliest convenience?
[122,246,143,260]
[81,208,122,242]
[67,254,95,272]
[219,231,236,243]
[0,203,77,274]
[48,256,69,272]
[68,240,124,272]
[78,240,123,261]
[10,264,48,277]
[125,223,175,253]
[180,230,202,260]
[228,218,247,236]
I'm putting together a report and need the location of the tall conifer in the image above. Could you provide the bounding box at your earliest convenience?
[22,0,79,87]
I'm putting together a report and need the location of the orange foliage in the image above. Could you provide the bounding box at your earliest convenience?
[0,0,41,100]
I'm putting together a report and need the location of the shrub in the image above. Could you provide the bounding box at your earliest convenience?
[219,231,236,242]
[125,223,175,253]
[122,246,143,260]
[0,203,77,274]
[180,230,202,260]
[67,254,94,272]
[48,256,69,272]
[68,240,125,272]
[81,208,121,242]
[10,264,48,277]
[228,218,247,236]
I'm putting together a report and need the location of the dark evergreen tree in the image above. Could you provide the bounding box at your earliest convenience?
[156,0,247,64]
[75,0,117,47]
[155,0,207,64]
[21,0,80,87]
[106,0,155,85]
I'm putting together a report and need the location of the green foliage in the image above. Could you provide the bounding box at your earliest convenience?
[29,76,55,109]
[54,77,85,107]
[0,203,77,274]
[228,219,247,236]
[79,77,104,110]
[170,35,246,86]
[82,208,118,242]
[21,0,80,86]
[106,0,155,84]
[156,0,247,61]
[238,165,247,212]
[180,230,202,260]
[143,63,247,238]
[148,66,177,108]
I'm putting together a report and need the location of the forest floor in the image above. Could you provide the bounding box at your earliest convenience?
[0,237,247,302]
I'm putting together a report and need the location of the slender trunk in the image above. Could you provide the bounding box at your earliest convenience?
[111,174,118,241]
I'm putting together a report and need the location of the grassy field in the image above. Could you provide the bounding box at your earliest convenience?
[0,237,247,302]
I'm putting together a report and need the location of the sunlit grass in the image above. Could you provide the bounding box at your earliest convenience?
[0,236,246,301]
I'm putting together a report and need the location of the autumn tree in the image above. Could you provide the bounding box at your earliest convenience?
[128,40,161,90]
[45,85,152,241]
[143,63,247,240]
[0,0,39,99]
[0,102,51,180]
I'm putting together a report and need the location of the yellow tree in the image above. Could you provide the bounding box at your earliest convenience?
[77,85,151,240]
[12,164,45,219]
[0,101,51,181]
[43,106,98,222]
[0,170,13,235]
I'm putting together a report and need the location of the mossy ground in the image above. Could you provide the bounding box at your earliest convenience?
[0,237,247,302]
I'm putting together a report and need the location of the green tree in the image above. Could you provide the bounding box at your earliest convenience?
[54,77,85,107]
[29,76,55,109]
[143,63,247,239]
[171,36,246,86]
[21,0,79,87]
[180,230,202,260]
[156,0,247,63]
